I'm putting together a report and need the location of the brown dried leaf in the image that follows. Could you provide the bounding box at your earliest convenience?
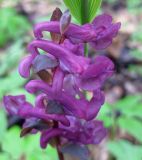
[20,119,53,137]
[50,7,62,21]
[20,127,32,137]
[38,70,52,83]
[50,8,62,43]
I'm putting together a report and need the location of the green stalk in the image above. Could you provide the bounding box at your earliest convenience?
[81,0,89,24]
[84,43,88,57]
[81,0,89,57]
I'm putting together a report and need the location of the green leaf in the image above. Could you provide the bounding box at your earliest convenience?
[63,0,102,24]
[0,8,31,47]
[2,126,25,159]
[1,126,57,160]
[126,0,142,14]
[0,154,9,160]
[0,40,25,76]
[115,95,142,118]
[118,117,142,142]
[115,95,141,110]
[0,70,26,100]
[97,103,114,127]
[108,140,142,160]
[0,109,7,143]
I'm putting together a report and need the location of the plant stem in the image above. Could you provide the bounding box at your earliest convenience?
[53,121,64,160]
[84,43,88,57]
[56,137,64,160]
[81,0,89,24]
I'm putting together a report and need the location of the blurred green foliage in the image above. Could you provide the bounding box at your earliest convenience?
[130,24,142,61]
[0,41,24,75]
[98,95,142,160]
[0,110,57,160]
[108,140,142,160]
[0,8,31,47]
[0,41,27,100]
[129,24,142,74]
[126,0,142,14]
[104,0,142,14]
[0,6,33,101]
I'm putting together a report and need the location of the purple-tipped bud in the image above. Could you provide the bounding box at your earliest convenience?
[60,10,71,35]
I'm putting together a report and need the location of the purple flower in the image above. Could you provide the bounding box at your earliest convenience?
[28,40,89,73]
[18,39,89,78]
[3,95,26,115]
[19,55,33,78]
[34,14,120,50]
[40,117,107,148]
[61,39,84,56]
[74,55,114,91]
[3,95,70,126]
[3,10,120,152]
[89,14,121,50]
[25,79,104,120]
[19,40,114,92]
[60,117,107,145]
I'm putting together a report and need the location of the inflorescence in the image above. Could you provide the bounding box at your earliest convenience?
[3,8,121,155]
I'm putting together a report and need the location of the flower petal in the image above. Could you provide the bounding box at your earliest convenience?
[32,54,58,73]
[60,118,107,145]
[52,68,65,93]
[18,55,33,78]
[3,95,26,115]
[34,21,89,41]
[35,94,47,109]
[28,39,89,73]
[19,104,70,126]
[86,90,105,120]
[40,128,64,148]
[25,80,85,119]
[61,39,84,56]
[92,14,112,28]
[75,56,114,91]
[90,17,121,50]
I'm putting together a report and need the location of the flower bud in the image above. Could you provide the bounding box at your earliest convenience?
[60,10,71,35]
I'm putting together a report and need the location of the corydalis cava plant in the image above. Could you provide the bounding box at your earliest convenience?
[3,7,120,160]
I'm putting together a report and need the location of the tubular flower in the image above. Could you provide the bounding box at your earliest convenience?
[3,9,120,154]
[3,95,70,126]
[74,55,115,91]
[25,79,105,120]
[34,14,121,50]
[40,117,107,149]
